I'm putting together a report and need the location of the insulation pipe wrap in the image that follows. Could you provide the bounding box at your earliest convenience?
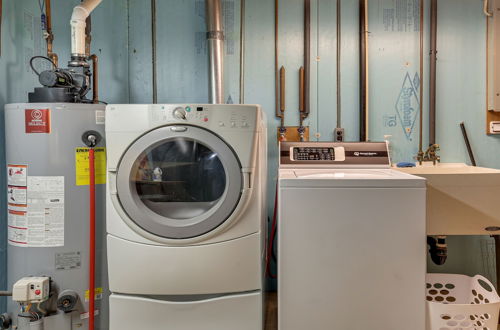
[71,0,102,57]
[206,0,225,104]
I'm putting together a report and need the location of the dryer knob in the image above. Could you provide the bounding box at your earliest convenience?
[173,107,187,120]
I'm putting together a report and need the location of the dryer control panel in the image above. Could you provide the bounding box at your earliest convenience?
[147,104,257,131]
[280,142,390,168]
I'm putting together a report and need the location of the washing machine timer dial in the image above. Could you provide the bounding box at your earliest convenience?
[173,107,187,120]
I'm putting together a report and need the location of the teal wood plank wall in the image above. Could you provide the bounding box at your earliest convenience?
[1,0,498,306]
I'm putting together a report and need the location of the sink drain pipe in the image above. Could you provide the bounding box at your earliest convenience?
[427,236,447,266]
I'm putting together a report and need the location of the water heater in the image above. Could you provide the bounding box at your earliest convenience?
[4,103,108,329]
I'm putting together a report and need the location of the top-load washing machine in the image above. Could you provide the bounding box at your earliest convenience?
[105,104,266,330]
[278,142,426,330]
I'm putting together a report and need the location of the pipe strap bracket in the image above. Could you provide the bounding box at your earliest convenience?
[207,31,224,40]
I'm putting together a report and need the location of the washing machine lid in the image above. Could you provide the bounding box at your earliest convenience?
[279,169,426,188]
[116,125,243,239]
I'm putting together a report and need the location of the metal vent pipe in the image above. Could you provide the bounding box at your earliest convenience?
[206,0,225,104]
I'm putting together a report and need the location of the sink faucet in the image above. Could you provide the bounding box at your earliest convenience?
[423,144,441,165]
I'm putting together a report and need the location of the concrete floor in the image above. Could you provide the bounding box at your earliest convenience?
[265,292,277,330]
[266,293,500,330]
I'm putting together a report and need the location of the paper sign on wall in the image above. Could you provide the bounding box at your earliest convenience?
[75,148,107,186]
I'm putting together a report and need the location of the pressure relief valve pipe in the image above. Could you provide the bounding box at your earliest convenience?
[70,0,102,65]
[81,130,101,330]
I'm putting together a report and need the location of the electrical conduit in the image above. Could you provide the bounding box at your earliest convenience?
[70,0,102,58]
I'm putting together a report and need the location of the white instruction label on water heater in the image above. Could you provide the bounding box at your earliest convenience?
[8,176,65,247]
[7,164,27,187]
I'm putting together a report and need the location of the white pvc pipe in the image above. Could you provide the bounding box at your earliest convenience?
[71,0,102,56]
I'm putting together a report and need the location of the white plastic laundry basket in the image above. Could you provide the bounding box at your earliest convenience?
[426,273,500,330]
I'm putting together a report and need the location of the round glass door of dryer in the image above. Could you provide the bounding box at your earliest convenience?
[116,125,243,239]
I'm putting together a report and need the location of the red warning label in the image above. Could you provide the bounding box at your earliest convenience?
[25,109,51,133]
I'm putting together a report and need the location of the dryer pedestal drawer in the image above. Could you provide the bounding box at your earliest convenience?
[107,233,262,295]
[109,292,263,330]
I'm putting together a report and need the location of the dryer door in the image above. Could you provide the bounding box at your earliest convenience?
[116,125,243,239]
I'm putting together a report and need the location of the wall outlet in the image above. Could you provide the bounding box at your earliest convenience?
[490,121,500,134]
[334,128,345,142]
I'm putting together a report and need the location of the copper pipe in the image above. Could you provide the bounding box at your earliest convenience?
[89,54,99,104]
[484,0,493,17]
[418,0,425,163]
[45,0,58,66]
[275,0,281,119]
[429,0,437,145]
[299,66,305,119]
[303,0,311,118]
[280,66,286,127]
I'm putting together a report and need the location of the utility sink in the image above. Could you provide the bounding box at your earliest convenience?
[397,163,500,235]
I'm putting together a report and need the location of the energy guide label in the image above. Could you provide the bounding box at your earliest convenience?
[75,147,107,186]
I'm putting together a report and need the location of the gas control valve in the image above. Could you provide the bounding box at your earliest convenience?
[12,277,50,303]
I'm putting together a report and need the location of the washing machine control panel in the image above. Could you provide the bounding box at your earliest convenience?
[292,147,337,161]
[280,142,390,167]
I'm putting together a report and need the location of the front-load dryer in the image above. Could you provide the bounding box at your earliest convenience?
[105,104,266,330]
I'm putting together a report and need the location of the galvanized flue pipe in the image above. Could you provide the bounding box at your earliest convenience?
[206,0,225,104]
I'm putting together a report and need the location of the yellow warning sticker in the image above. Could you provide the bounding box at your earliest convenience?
[84,287,103,302]
[75,148,107,186]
